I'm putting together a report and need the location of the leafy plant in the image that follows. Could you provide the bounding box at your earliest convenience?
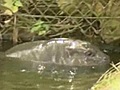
[2,0,23,15]
[30,20,49,35]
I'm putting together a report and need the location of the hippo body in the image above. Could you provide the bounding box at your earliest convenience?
[5,38,110,67]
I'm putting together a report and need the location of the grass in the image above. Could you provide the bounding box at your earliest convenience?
[91,62,120,90]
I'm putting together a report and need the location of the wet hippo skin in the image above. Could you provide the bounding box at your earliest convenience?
[5,38,110,67]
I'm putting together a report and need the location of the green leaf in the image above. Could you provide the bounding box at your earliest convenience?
[3,0,23,14]
[4,0,13,4]
[4,9,13,15]
[3,1,13,8]
[14,0,23,7]
[31,25,41,32]
[30,20,49,35]
[34,21,44,26]
[38,31,46,35]
[11,6,18,13]
[43,24,49,31]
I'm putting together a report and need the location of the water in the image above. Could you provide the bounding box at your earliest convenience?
[0,72,101,90]
[0,57,104,90]
[0,40,119,90]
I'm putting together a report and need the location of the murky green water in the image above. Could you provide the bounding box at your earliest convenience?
[0,41,119,90]
[0,57,105,90]
[0,71,101,90]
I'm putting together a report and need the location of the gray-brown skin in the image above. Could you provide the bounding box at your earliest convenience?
[5,38,110,67]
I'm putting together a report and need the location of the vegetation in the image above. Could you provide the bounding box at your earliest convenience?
[30,20,49,35]
[0,0,120,44]
[91,62,120,90]
[2,0,23,15]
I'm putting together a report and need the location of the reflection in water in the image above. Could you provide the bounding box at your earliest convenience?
[0,58,104,90]
[0,71,102,90]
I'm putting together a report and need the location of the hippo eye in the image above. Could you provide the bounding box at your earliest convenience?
[85,50,95,57]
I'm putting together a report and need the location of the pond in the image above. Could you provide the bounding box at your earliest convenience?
[0,40,119,90]
[0,57,104,90]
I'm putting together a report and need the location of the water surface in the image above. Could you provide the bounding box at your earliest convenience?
[0,57,103,90]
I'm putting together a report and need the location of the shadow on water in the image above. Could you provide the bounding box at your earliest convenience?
[0,40,13,52]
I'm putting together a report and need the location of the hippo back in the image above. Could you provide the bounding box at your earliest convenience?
[6,38,110,66]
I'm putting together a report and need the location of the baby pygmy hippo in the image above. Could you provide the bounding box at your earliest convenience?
[6,38,110,66]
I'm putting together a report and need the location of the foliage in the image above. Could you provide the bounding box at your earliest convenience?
[0,0,120,43]
[30,20,50,35]
[2,0,23,15]
[91,62,120,90]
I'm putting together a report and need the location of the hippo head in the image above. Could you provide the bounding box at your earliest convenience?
[38,38,110,66]
[63,40,110,66]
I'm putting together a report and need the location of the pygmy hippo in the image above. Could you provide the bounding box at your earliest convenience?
[5,38,110,66]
